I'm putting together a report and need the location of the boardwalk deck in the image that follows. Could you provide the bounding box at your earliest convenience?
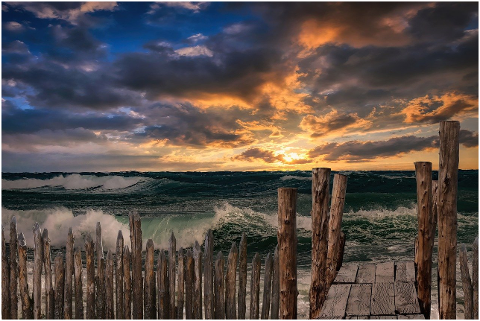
[319,261,424,320]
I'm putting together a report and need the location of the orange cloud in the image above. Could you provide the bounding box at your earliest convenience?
[300,109,372,138]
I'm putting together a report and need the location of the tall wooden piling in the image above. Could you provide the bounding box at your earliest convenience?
[169,232,177,319]
[204,229,214,319]
[124,246,132,319]
[158,250,169,319]
[2,227,11,319]
[261,252,274,319]
[116,231,124,319]
[225,242,238,319]
[65,228,74,319]
[33,223,43,319]
[278,187,298,319]
[437,120,459,319]
[10,216,18,319]
[130,213,143,319]
[473,237,478,319]
[145,239,156,319]
[238,233,248,319]
[415,161,434,318]
[335,232,346,271]
[327,174,347,286]
[43,229,54,319]
[106,251,114,319]
[310,168,331,319]
[271,245,280,319]
[185,249,194,319]
[214,251,225,319]
[74,248,84,319]
[54,254,65,319]
[250,253,261,319]
[193,241,203,319]
[177,248,185,320]
[96,222,105,319]
[459,244,473,319]
[18,233,33,319]
[85,235,96,319]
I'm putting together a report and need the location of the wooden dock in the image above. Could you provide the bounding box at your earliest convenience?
[319,261,425,319]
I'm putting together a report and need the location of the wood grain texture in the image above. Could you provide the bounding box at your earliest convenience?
[473,237,478,319]
[105,251,114,319]
[2,226,10,320]
[335,264,358,284]
[74,248,84,319]
[185,249,194,320]
[158,250,169,319]
[261,252,273,319]
[375,262,394,283]
[319,284,351,319]
[169,232,177,319]
[96,223,105,319]
[270,245,280,320]
[371,283,395,315]
[204,230,214,319]
[115,231,124,319]
[395,261,415,283]
[123,246,131,319]
[397,314,425,319]
[214,251,225,319]
[64,228,74,319]
[238,233,248,319]
[394,282,421,314]
[459,244,473,319]
[18,233,33,319]
[85,235,95,319]
[225,242,238,319]
[250,253,261,319]
[43,229,54,319]
[193,241,203,319]
[54,254,65,319]
[177,248,185,320]
[356,263,376,284]
[145,239,156,319]
[33,223,43,319]
[346,284,372,316]
[10,217,18,319]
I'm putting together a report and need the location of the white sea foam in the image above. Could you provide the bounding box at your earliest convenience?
[2,174,142,190]
[280,175,312,181]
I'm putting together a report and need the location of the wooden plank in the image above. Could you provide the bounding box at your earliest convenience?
[334,264,358,284]
[459,244,473,319]
[10,217,18,319]
[270,245,280,320]
[169,233,177,319]
[145,239,156,319]
[370,316,397,319]
[346,284,372,316]
[375,262,394,283]
[225,242,238,319]
[250,253,261,319]
[397,314,425,319]
[319,284,351,319]
[193,241,203,319]
[394,282,420,314]
[177,248,185,320]
[74,248,84,319]
[33,223,43,319]
[238,233,247,319]
[2,226,10,320]
[214,252,225,319]
[105,250,114,319]
[54,254,65,319]
[123,245,132,319]
[115,231,124,319]
[43,229,54,319]
[371,283,395,315]
[85,235,95,319]
[185,249,194,320]
[18,233,33,319]
[473,237,478,319]
[204,230,213,319]
[395,261,415,283]
[64,228,74,319]
[261,252,273,319]
[356,264,376,284]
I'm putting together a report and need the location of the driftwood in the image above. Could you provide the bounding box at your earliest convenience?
[250,253,261,319]
[74,248,84,319]
[115,231,124,319]
[54,254,65,319]
[43,229,54,319]
[18,233,33,319]
[185,249,194,319]
[238,233,248,319]
[33,223,43,319]
[261,252,273,319]
[214,251,225,319]
[177,248,185,319]
[225,242,238,319]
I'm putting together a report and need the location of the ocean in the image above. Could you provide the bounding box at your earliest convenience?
[2,170,478,318]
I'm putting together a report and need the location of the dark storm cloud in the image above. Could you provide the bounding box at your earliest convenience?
[231,148,283,163]
[459,129,479,148]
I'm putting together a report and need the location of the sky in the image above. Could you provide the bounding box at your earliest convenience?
[2,2,478,172]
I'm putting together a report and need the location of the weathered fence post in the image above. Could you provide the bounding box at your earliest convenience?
[43,229,54,319]
[54,254,65,319]
[271,245,280,319]
[238,233,248,319]
[18,233,33,319]
[214,251,225,319]
[2,226,11,319]
[415,161,434,319]
[33,222,43,319]
[310,168,331,319]
[116,231,124,319]
[85,235,96,319]
[193,241,203,319]
[65,228,74,319]
[438,120,459,319]
[204,230,214,319]
[158,250,169,319]
[96,222,105,319]
[177,248,185,319]
[169,232,177,319]
[10,216,18,319]
[335,232,346,271]
[250,253,261,319]
[473,237,478,319]
[459,244,473,319]
[145,239,156,319]
[74,248,84,319]
[130,213,144,319]
[225,242,238,319]
[327,174,347,286]
[261,252,273,319]
[106,250,115,319]
[185,249,194,319]
[278,187,298,319]
[124,245,132,319]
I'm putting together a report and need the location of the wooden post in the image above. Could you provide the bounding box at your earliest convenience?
[169,232,177,319]
[214,251,225,319]
[43,229,54,319]
[225,242,238,319]
[204,229,214,319]
[271,245,280,319]
[10,216,18,319]
[74,248,84,319]
[106,250,115,319]
[64,228,74,319]
[238,233,248,319]
[130,213,143,319]
[185,249,194,320]
[54,254,65,319]
[96,222,105,319]
[124,245,132,319]
[193,241,203,319]
[145,239,156,319]
[2,226,10,319]
[18,233,33,319]
[473,237,478,319]
[85,234,96,319]
[158,250,169,319]
[250,253,261,319]
[335,232,346,271]
[310,168,331,319]
[261,252,273,319]
[459,244,473,319]
[432,180,439,239]
[326,174,348,286]
[116,231,124,319]
[177,248,185,320]
[415,161,434,319]
[438,120,459,319]
[33,222,43,319]
[278,187,298,319]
